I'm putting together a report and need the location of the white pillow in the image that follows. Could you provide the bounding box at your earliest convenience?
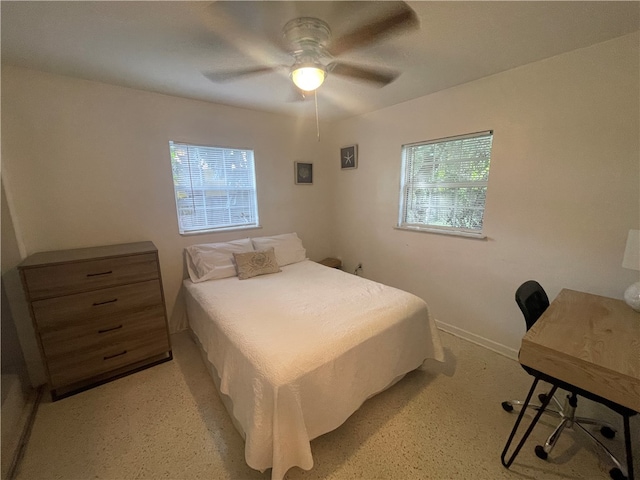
[185,238,254,283]
[251,232,307,266]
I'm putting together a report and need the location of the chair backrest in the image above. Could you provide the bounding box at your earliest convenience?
[515,280,550,331]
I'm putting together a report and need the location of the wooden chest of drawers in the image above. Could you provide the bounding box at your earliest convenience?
[19,241,172,400]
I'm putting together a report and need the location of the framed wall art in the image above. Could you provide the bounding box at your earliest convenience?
[294,161,313,184]
[340,145,358,169]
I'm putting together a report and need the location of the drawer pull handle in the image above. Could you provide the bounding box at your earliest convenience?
[87,270,113,277]
[98,324,123,334]
[104,350,127,360]
[92,298,117,306]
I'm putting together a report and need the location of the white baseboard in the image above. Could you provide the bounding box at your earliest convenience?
[436,320,519,361]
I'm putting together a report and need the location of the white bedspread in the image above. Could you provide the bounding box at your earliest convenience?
[184,260,444,479]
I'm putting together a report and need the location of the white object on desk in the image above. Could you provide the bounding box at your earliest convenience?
[622,229,640,312]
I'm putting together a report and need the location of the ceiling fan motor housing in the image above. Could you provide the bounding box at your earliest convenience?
[283,17,332,58]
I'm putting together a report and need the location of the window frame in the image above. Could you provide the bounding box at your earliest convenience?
[397,130,493,239]
[168,141,261,235]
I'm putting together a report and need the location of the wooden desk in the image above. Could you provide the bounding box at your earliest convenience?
[502,288,639,480]
[519,289,640,412]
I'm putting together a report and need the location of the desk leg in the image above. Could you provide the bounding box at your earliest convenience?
[623,413,634,480]
[501,377,558,469]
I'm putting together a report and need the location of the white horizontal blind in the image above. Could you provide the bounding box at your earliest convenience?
[399,131,493,234]
[169,141,259,234]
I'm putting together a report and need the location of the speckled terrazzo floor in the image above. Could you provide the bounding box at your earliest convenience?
[15,330,639,480]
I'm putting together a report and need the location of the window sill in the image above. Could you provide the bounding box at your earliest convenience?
[394,225,487,239]
[179,225,263,236]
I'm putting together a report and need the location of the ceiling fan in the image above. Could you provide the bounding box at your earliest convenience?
[202,1,419,96]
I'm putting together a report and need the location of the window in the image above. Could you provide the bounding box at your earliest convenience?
[398,130,493,237]
[169,141,259,234]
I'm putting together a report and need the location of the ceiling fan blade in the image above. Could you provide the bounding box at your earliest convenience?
[328,62,400,86]
[204,1,290,54]
[202,66,278,83]
[328,2,419,56]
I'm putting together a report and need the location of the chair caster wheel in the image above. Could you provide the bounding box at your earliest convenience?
[534,445,548,460]
[609,467,627,480]
[501,401,514,412]
[601,426,616,439]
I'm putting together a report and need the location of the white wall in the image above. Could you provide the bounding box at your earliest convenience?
[1,66,334,340]
[1,178,42,386]
[325,32,640,356]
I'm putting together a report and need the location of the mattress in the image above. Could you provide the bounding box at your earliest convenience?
[184,259,444,479]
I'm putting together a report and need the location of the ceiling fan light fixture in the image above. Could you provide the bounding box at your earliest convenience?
[291,65,326,92]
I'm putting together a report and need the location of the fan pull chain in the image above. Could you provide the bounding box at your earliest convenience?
[315,90,320,141]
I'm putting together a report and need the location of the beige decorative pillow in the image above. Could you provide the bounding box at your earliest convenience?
[233,248,281,280]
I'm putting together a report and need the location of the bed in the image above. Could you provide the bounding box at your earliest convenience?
[182,233,444,479]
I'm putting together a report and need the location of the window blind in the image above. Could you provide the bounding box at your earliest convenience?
[399,131,493,235]
[169,141,259,234]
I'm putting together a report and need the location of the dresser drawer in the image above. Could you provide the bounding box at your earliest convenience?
[22,253,159,300]
[32,279,163,331]
[39,304,167,358]
[47,325,170,388]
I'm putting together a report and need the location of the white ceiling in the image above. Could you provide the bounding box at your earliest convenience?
[2,1,638,120]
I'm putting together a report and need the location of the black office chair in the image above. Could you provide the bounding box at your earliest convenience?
[501,281,563,417]
[501,280,635,480]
